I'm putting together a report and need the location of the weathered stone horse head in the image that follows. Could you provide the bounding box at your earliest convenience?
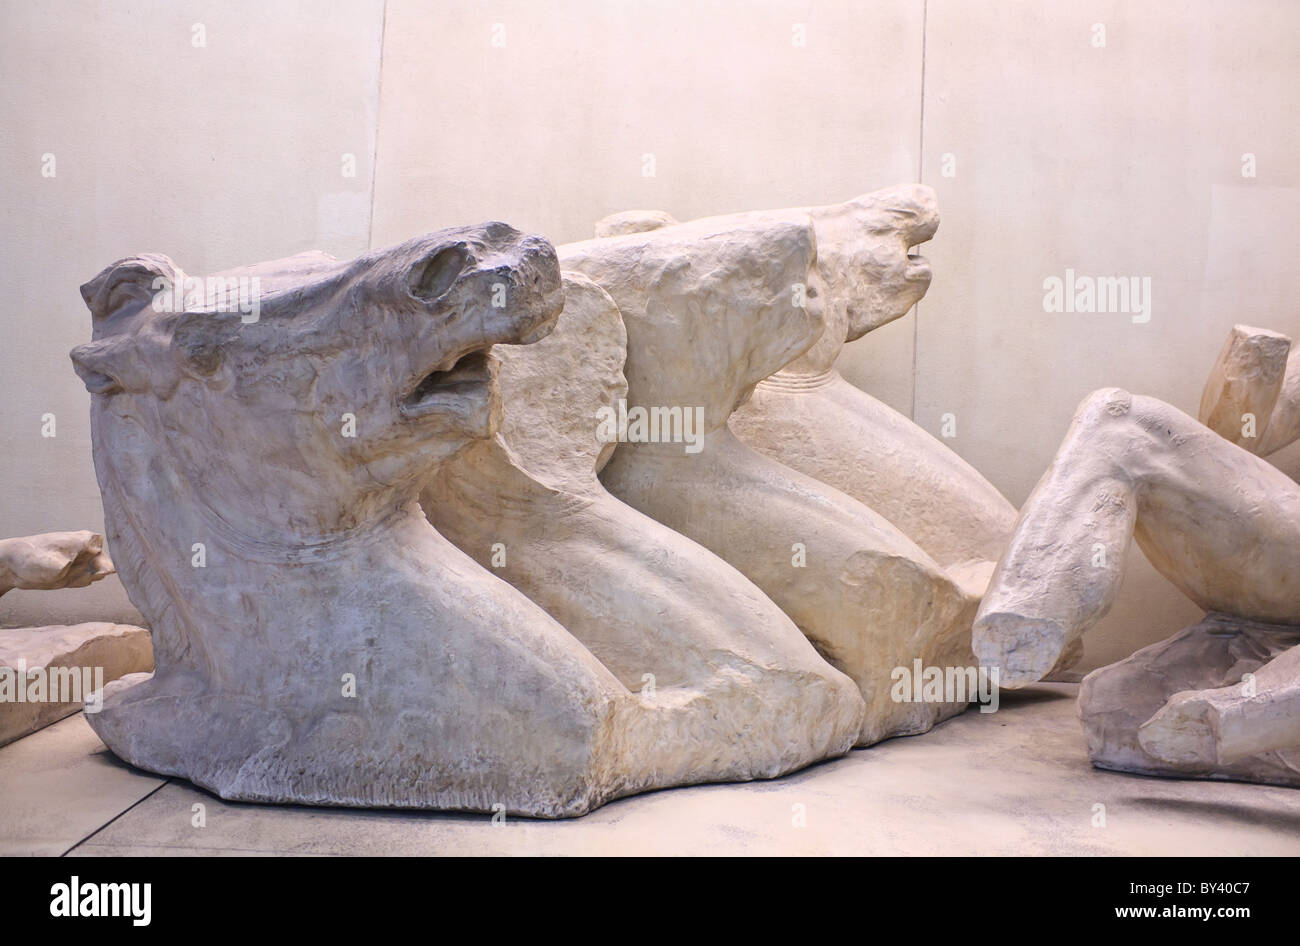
[564,211,979,745]
[71,224,734,816]
[73,225,559,554]
[596,187,1019,586]
[779,183,939,374]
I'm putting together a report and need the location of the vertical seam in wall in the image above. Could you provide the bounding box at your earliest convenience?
[912,0,928,423]
[366,0,389,253]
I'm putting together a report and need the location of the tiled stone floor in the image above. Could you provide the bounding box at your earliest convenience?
[2,684,1297,856]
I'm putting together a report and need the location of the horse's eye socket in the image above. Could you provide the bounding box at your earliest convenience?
[182,340,223,375]
[172,319,235,377]
[409,245,468,302]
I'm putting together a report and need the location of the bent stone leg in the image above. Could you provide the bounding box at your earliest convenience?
[975,387,1300,686]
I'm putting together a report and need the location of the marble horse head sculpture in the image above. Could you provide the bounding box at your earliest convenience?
[562,211,982,745]
[594,187,1020,595]
[70,223,800,816]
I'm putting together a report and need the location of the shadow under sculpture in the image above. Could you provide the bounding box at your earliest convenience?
[71,223,853,817]
[561,212,981,746]
[973,323,1300,786]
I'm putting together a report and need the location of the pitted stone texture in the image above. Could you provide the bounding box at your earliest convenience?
[491,273,629,489]
[564,212,827,432]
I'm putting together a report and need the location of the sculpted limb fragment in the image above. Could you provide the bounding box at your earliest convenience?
[975,387,1300,688]
[1139,635,1300,767]
[0,531,114,596]
[1199,324,1300,457]
[1262,344,1300,456]
[1198,324,1293,453]
[1078,615,1300,785]
[1075,326,1300,783]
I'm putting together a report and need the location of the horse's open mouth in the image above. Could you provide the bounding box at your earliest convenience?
[400,348,495,419]
[902,205,938,281]
[904,235,935,279]
[905,244,932,280]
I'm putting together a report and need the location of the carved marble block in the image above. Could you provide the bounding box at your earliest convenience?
[74,223,832,817]
[562,212,980,746]
[0,622,153,747]
[1199,324,1300,457]
[1080,614,1300,786]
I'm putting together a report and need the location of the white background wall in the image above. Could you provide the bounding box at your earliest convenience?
[3,0,1297,671]
[0,0,384,626]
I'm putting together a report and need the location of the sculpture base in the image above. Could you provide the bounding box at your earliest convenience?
[1078,614,1300,787]
[0,623,152,747]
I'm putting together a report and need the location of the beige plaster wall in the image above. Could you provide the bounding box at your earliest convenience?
[368,0,924,415]
[911,0,1300,669]
[0,0,385,627]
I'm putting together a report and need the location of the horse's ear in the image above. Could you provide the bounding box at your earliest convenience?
[80,254,185,327]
